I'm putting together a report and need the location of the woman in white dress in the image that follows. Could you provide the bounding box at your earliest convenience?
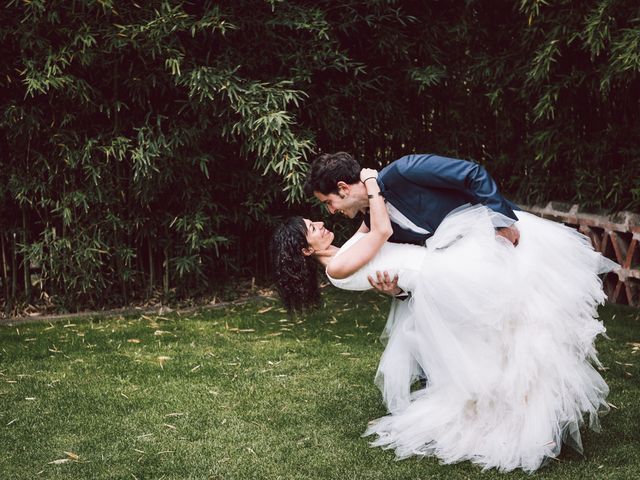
[270,168,617,473]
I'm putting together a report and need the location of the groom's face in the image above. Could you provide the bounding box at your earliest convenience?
[314,183,363,219]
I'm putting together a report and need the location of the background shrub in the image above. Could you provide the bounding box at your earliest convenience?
[1,0,638,310]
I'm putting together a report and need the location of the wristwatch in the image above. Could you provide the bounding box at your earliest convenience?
[394,289,412,301]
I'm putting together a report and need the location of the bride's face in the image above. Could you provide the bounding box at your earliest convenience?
[303,219,334,252]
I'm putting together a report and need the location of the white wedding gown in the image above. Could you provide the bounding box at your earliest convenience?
[327,205,618,473]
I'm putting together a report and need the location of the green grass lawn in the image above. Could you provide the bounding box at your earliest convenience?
[1,289,639,480]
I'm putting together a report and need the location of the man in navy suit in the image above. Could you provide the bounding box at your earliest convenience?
[304,151,520,296]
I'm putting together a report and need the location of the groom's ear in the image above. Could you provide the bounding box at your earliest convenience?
[336,181,350,197]
[301,247,314,257]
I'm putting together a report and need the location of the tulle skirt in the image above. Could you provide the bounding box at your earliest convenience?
[366,206,618,473]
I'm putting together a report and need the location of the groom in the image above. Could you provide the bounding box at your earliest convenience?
[304,152,520,297]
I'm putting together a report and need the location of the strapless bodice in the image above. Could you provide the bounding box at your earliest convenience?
[326,233,426,291]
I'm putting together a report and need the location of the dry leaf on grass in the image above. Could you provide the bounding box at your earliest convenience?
[127,338,141,343]
[157,356,171,368]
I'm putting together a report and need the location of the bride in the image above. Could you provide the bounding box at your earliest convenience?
[270,168,617,473]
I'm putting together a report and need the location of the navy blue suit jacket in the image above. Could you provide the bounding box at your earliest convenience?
[364,154,519,245]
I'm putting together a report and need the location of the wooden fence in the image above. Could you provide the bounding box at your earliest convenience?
[527,202,640,307]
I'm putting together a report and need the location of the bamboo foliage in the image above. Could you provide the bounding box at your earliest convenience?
[0,0,638,311]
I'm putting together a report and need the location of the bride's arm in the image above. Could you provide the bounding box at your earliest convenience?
[357,221,370,233]
[327,169,392,279]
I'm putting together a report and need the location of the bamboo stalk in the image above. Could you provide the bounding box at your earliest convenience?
[163,244,169,296]
[124,242,130,304]
[1,232,8,301]
[11,232,17,299]
[22,208,31,301]
[118,250,127,304]
[148,239,154,296]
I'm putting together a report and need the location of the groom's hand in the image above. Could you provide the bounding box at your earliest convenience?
[496,225,520,246]
[368,271,402,297]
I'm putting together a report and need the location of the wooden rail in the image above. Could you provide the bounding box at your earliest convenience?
[526,202,640,307]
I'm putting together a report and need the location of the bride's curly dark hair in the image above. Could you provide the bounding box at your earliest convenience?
[270,216,321,312]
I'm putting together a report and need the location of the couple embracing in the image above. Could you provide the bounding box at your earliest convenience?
[271,152,617,473]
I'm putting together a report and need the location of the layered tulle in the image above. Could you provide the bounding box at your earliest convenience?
[330,205,617,473]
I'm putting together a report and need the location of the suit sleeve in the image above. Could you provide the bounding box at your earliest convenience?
[395,154,518,222]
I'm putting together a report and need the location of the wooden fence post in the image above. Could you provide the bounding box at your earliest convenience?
[526,202,640,307]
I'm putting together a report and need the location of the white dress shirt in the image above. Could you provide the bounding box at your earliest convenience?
[386,201,430,234]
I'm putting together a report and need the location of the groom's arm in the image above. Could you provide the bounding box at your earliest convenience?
[368,271,410,300]
[395,154,518,223]
[496,225,520,246]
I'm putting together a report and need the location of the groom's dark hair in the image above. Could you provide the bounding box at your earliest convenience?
[304,152,361,196]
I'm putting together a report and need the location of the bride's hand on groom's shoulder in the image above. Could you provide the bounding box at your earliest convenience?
[360,168,379,183]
